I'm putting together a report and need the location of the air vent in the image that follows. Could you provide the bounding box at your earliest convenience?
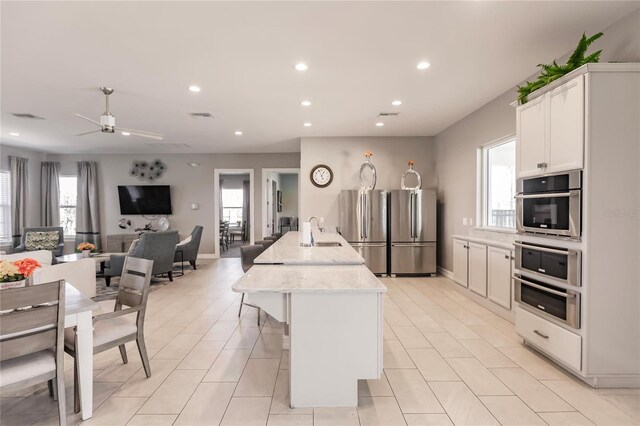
[145,143,191,150]
[378,112,399,117]
[12,113,45,119]
[189,112,215,118]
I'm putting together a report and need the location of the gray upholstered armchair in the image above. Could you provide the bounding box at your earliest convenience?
[174,225,203,270]
[14,227,65,257]
[104,230,178,286]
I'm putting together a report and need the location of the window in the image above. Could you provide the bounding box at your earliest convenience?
[59,176,77,236]
[221,188,243,224]
[481,137,516,229]
[0,171,11,242]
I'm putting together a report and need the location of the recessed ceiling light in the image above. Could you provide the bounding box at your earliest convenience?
[417,61,431,70]
[188,85,201,92]
[392,100,402,106]
[234,131,243,136]
[303,122,312,127]
[376,122,384,127]
[9,132,20,136]
[121,131,131,136]
[294,63,308,71]
[301,100,311,106]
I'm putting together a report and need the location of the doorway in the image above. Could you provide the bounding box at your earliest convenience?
[262,168,300,238]
[214,169,254,258]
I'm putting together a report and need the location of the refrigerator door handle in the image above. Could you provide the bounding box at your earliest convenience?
[391,242,435,247]
[351,242,387,248]
[409,193,415,239]
[359,192,364,240]
[364,192,369,239]
[413,192,418,239]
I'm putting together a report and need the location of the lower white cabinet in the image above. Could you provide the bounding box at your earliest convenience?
[468,243,487,297]
[453,239,469,288]
[487,247,512,309]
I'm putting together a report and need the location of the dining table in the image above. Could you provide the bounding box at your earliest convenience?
[64,283,100,420]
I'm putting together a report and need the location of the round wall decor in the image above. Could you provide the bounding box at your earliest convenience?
[310,164,333,188]
[130,159,167,182]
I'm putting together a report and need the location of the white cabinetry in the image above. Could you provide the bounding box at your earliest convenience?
[517,74,584,178]
[487,247,512,309]
[453,238,469,288]
[468,243,487,297]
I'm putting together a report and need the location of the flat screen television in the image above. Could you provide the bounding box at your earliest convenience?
[118,185,172,215]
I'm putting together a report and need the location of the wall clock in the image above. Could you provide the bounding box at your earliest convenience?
[310,164,333,188]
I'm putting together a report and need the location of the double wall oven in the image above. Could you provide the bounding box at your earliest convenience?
[514,170,583,329]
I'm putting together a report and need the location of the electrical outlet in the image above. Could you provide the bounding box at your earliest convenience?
[469,218,473,226]
[462,217,468,226]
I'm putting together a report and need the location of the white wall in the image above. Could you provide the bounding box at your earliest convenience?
[300,137,435,230]
[434,8,640,272]
[220,174,248,190]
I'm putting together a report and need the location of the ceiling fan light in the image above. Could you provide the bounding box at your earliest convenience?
[121,131,131,136]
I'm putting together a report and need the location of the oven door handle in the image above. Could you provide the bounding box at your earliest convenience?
[514,192,575,199]
[513,275,571,298]
[513,242,579,256]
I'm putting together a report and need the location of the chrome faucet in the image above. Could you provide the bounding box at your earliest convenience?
[308,216,325,234]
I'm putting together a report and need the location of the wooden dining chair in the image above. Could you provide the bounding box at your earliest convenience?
[0,280,67,426]
[64,257,154,413]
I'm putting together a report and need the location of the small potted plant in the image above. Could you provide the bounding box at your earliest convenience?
[77,242,96,258]
[0,258,41,289]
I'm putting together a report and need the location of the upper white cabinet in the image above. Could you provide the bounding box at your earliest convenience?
[487,247,512,310]
[468,243,487,297]
[516,74,584,178]
[453,238,469,288]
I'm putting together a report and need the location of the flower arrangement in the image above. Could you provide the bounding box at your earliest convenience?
[0,258,41,283]
[77,242,96,252]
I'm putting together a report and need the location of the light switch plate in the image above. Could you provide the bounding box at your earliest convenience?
[463,217,468,226]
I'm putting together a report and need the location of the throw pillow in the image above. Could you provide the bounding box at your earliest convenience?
[178,235,192,247]
[24,231,60,251]
[127,239,140,255]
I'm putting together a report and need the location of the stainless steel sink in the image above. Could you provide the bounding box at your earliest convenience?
[314,241,342,247]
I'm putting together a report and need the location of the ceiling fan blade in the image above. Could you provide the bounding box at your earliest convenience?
[74,114,102,126]
[76,130,101,136]
[117,127,163,140]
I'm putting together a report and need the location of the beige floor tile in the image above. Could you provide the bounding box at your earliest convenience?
[429,382,499,425]
[459,339,517,368]
[391,326,433,349]
[403,413,453,426]
[490,369,574,412]
[357,396,406,426]
[183,313,222,334]
[542,379,638,425]
[127,414,178,425]
[385,308,414,326]
[270,370,313,415]
[538,412,596,425]
[221,396,271,425]
[408,313,446,333]
[251,331,284,359]
[203,349,251,382]
[174,382,235,425]
[422,333,472,358]
[406,348,459,382]
[94,354,142,382]
[154,333,203,359]
[113,358,181,397]
[0,413,44,426]
[446,358,512,396]
[267,414,313,425]
[82,397,147,425]
[467,324,520,348]
[358,371,394,397]
[419,304,454,320]
[384,340,416,368]
[446,309,488,326]
[4,387,58,415]
[385,369,444,414]
[280,350,290,370]
[202,320,239,341]
[234,358,280,396]
[225,324,261,349]
[436,319,482,340]
[145,326,185,351]
[384,321,399,340]
[138,369,205,415]
[177,339,226,370]
[499,346,570,380]
[314,407,359,426]
[600,393,640,421]
[480,395,546,425]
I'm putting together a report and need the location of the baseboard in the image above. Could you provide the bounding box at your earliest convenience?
[197,253,217,260]
[437,266,453,280]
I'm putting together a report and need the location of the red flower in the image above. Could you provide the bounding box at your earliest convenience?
[13,258,41,277]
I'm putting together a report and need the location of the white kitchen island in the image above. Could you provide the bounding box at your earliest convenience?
[232,232,386,407]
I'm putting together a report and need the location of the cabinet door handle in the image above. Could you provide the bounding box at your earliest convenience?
[504,254,510,259]
[533,330,549,339]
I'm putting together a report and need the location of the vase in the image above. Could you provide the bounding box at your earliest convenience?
[82,250,90,258]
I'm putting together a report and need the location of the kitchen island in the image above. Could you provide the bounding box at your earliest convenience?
[232,232,386,407]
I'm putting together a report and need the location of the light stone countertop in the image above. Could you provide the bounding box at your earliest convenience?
[452,234,515,251]
[232,264,386,293]
[254,231,365,265]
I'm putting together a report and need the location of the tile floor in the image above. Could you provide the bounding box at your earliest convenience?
[2,258,639,426]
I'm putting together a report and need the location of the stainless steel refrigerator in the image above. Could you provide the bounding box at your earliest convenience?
[338,190,388,275]
[390,189,437,275]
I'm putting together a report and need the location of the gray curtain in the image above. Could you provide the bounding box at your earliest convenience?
[75,161,101,250]
[9,156,29,247]
[242,180,250,241]
[41,162,60,227]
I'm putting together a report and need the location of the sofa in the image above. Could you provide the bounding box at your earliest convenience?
[174,225,203,270]
[103,230,178,286]
[13,227,65,257]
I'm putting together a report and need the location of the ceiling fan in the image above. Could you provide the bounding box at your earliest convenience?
[74,87,163,140]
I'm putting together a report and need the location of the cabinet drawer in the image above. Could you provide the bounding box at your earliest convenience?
[516,307,581,371]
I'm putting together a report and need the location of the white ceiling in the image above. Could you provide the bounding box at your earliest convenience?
[1,1,637,154]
